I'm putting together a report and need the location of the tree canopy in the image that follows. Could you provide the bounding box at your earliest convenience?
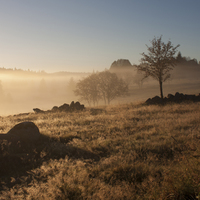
[74,71,128,106]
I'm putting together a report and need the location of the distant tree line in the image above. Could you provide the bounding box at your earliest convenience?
[176,52,199,65]
[74,71,128,106]
[0,67,91,79]
[0,67,47,74]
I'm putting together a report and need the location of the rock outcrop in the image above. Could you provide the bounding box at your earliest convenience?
[145,92,200,105]
[110,59,133,71]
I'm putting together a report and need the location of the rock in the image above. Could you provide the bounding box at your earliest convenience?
[70,101,75,109]
[174,92,180,102]
[145,92,200,105]
[167,94,174,99]
[33,108,44,113]
[34,101,85,114]
[174,92,184,102]
[175,92,180,97]
[145,96,163,105]
[80,104,85,110]
[69,101,85,111]
[196,95,200,101]
[185,94,196,101]
[153,96,163,104]
[145,98,153,104]
[59,103,70,111]
[152,96,161,101]
[74,101,81,107]
[7,122,41,143]
[52,106,59,112]
[74,101,85,110]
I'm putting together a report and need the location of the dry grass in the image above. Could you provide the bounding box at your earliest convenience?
[0,101,200,199]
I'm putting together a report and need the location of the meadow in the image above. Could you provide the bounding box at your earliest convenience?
[0,101,200,199]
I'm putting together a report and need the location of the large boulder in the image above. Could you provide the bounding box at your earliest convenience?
[6,122,40,143]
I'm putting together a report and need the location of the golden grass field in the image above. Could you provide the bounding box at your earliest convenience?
[0,101,200,199]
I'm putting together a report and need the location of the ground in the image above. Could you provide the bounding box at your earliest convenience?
[0,101,200,199]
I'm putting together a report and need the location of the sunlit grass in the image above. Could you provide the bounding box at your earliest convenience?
[0,101,200,199]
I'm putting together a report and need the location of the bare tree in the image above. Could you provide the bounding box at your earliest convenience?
[137,36,180,99]
[74,71,128,106]
[74,73,101,106]
[98,71,128,105]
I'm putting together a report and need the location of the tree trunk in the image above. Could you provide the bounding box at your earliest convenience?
[159,81,163,99]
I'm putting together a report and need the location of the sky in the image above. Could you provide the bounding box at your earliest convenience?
[0,0,199,73]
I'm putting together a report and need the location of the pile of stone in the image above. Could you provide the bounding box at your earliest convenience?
[33,101,85,114]
[52,101,84,112]
[145,92,200,105]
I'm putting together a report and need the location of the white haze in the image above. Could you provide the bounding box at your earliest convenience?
[110,63,200,105]
[0,71,89,116]
[0,64,200,116]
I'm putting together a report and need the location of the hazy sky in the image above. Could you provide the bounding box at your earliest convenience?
[0,0,199,73]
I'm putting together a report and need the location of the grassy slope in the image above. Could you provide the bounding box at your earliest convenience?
[0,102,200,199]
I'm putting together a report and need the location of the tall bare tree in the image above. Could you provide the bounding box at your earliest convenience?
[137,36,180,99]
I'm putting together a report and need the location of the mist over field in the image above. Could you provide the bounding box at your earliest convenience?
[0,57,200,116]
[0,69,90,115]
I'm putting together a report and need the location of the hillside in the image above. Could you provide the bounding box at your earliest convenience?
[0,101,200,199]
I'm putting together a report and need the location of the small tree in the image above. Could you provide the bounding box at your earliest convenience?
[137,36,180,99]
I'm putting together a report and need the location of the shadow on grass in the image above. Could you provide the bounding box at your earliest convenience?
[92,146,111,158]
[0,134,100,190]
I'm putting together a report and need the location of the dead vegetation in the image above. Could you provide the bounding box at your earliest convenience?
[0,102,200,199]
